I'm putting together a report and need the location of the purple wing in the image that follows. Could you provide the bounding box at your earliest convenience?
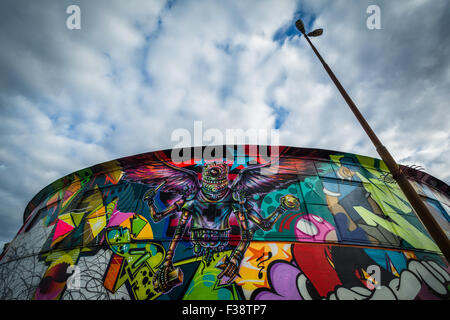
[230,154,315,196]
[122,151,200,194]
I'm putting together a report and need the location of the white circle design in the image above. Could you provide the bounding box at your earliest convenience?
[296,218,319,236]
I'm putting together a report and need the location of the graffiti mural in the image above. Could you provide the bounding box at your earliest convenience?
[0,145,449,300]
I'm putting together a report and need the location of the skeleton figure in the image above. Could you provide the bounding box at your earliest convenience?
[123,150,312,293]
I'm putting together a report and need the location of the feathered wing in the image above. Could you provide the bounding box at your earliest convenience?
[121,151,200,194]
[230,154,314,197]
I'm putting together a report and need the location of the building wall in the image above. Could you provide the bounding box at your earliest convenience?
[0,146,449,300]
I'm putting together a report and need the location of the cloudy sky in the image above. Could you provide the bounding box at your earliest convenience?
[0,0,449,248]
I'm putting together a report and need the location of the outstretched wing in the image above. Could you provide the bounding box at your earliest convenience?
[230,153,314,197]
[122,151,200,194]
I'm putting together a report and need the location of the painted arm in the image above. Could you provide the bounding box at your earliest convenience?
[217,196,254,283]
[247,194,301,231]
[217,192,300,283]
[153,209,191,293]
[143,182,188,222]
[147,198,185,222]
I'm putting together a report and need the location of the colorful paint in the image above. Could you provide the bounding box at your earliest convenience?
[0,146,449,300]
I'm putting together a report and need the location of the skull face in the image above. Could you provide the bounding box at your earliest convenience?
[201,162,229,200]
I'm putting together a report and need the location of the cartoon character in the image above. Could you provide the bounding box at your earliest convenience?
[123,151,312,293]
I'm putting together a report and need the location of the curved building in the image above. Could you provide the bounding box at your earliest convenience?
[0,145,449,300]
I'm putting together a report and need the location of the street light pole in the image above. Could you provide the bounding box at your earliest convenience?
[295,19,450,262]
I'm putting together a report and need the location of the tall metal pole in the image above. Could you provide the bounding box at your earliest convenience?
[296,20,450,262]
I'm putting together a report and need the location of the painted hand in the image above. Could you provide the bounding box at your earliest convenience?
[143,188,157,205]
[153,261,176,293]
[232,190,247,204]
[144,181,167,205]
[217,254,241,284]
[280,194,300,211]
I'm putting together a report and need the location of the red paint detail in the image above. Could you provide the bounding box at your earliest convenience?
[105,175,118,185]
[293,244,342,297]
[356,269,366,286]
[169,217,179,227]
[159,151,201,167]
[257,156,268,164]
[278,212,296,233]
[284,213,303,231]
[229,214,238,227]
[228,214,240,246]
[229,233,241,247]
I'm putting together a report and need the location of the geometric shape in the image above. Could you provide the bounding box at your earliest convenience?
[62,190,74,208]
[104,254,124,293]
[77,186,104,213]
[119,218,131,230]
[87,215,107,239]
[134,223,154,240]
[86,204,106,219]
[131,216,147,237]
[56,220,75,238]
[46,193,59,207]
[70,211,85,227]
[107,210,134,227]
[58,213,75,228]
[52,219,75,242]
[82,223,94,245]
[62,180,81,208]
[129,215,154,240]
[106,199,118,216]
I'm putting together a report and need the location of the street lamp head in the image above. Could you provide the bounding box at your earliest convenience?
[295,19,305,34]
[307,28,323,37]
